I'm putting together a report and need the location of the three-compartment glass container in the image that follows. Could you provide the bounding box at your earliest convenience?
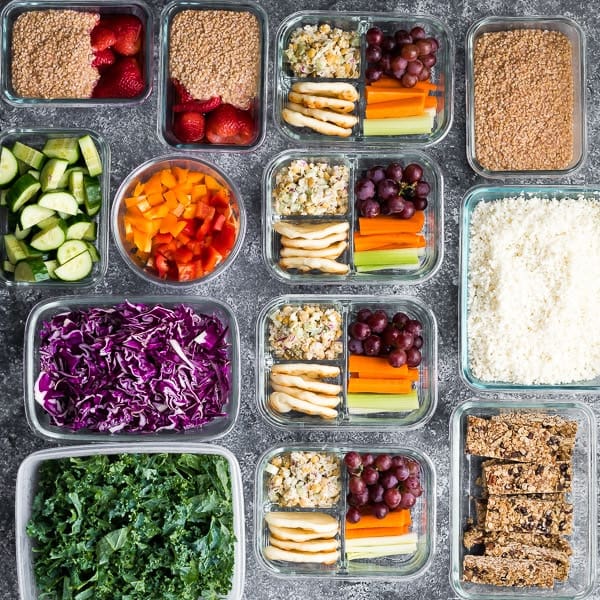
[254,444,436,580]
[24,295,241,442]
[275,11,453,146]
[0,0,153,106]
[263,149,443,284]
[256,295,437,430]
[449,399,597,599]
[16,442,246,600]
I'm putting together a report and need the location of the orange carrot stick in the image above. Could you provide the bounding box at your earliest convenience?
[424,95,438,109]
[353,232,426,252]
[347,377,413,394]
[414,80,439,92]
[365,97,426,119]
[346,509,412,530]
[358,213,425,236]
[348,356,409,378]
[345,525,410,539]
[365,86,426,103]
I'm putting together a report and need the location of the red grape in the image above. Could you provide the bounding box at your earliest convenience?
[400,44,419,61]
[366,27,384,46]
[413,335,423,350]
[351,321,371,341]
[359,198,381,218]
[400,72,418,87]
[415,39,433,56]
[399,201,416,219]
[418,66,430,81]
[404,475,421,492]
[420,53,436,69]
[365,65,383,83]
[415,181,430,197]
[412,197,428,211]
[357,308,373,323]
[410,26,426,40]
[383,487,402,509]
[406,59,424,76]
[361,453,375,467]
[426,37,439,52]
[391,455,405,467]
[373,502,389,519]
[366,166,386,183]
[363,335,382,356]
[344,451,362,470]
[388,349,407,368]
[362,465,379,485]
[379,54,391,73]
[382,324,402,347]
[346,506,361,523]
[397,330,415,351]
[390,56,408,74]
[405,458,421,476]
[405,319,423,336]
[349,476,367,495]
[368,310,388,333]
[369,483,384,504]
[380,472,398,489]
[377,178,399,200]
[385,162,404,181]
[354,489,369,506]
[411,484,423,498]
[374,453,392,471]
[406,347,422,367]
[387,195,406,214]
[348,338,364,355]
[355,177,376,200]
[366,44,382,63]
[394,30,412,45]
[381,36,396,52]
[394,464,410,481]
[402,163,424,183]
[392,312,409,329]
[399,491,416,509]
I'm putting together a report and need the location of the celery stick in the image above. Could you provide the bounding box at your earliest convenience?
[347,391,419,412]
[363,114,434,136]
[356,264,420,273]
[346,533,418,550]
[347,543,417,560]
[354,248,421,267]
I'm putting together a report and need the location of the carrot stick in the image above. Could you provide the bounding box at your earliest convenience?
[365,96,426,119]
[345,525,409,539]
[358,212,425,236]
[348,355,415,380]
[346,509,411,530]
[414,80,439,92]
[365,86,426,103]
[353,232,426,252]
[370,77,439,92]
[347,377,413,394]
[424,95,438,109]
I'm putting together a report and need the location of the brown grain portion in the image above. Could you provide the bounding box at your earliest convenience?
[11,10,99,99]
[473,29,574,171]
[169,10,260,110]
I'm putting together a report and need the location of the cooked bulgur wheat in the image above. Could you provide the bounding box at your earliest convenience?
[474,29,574,171]
[11,10,99,98]
[169,10,260,110]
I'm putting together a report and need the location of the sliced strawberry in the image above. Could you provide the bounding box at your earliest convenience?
[205,103,256,145]
[171,78,195,104]
[172,96,222,114]
[91,48,115,70]
[91,24,116,51]
[172,112,205,143]
[106,14,142,56]
[92,57,144,99]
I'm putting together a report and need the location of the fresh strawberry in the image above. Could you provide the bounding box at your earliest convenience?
[205,104,256,145]
[91,24,116,51]
[171,78,194,104]
[92,48,115,69]
[172,112,205,143]
[92,57,144,98]
[173,96,222,114]
[106,15,142,56]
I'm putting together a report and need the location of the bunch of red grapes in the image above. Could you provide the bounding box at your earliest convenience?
[348,308,423,368]
[365,25,440,87]
[355,161,430,219]
[344,451,423,522]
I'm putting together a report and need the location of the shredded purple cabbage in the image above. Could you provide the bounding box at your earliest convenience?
[35,301,232,433]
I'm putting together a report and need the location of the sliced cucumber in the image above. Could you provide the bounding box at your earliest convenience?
[14,223,31,240]
[42,138,80,164]
[30,220,67,251]
[38,191,78,215]
[2,259,15,273]
[54,250,92,281]
[4,234,28,264]
[58,166,86,192]
[40,158,69,192]
[20,204,55,229]
[66,213,93,240]
[36,215,61,230]
[7,173,41,212]
[12,141,45,170]
[78,135,102,177]
[69,169,86,205]
[44,259,58,278]
[28,170,40,180]
[17,159,30,176]
[0,147,18,186]
[82,222,97,241]
[56,239,88,264]
[83,175,102,216]
[86,242,100,262]
[14,257,50,282]
[23,244,44,258]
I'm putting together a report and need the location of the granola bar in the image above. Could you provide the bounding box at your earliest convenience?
[463,556,557,587]
[463,526,572,555]
[484,496,573,535]
[490,413,577,440]
[482,461,572,495]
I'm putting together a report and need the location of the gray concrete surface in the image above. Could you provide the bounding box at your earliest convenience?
[0,0,598,598]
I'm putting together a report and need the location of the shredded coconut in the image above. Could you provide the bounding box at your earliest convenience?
[467,195,600,384]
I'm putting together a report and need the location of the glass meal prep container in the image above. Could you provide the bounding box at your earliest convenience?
[449,399,597,599]
[158,0,268,152]
[16,442,246,600]
[465,16,586,178]
[256,295,437,430]
[459,184,600,394]
[263,149,443,284]
[254,444,436,580]
[275,11,454,146]
[0,127,110,288]
[24,295,241,442]
[0,0,153,107]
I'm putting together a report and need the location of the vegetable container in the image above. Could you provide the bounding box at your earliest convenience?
[111,154,246,286]
[460,184,600,394]
[256,295,437,430]
[254,444,436,579]
[0,0,153,107]
[263,149,443,284]
[16,442,245,600]
[449,399,597,599]
[24,295,240,442]
[0,127,109,288]
[465,16,586,178]
[275,11,454,146]
[158,0,268,152]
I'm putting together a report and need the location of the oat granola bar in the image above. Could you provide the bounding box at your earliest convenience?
[484,496,573,535]
[490,413,577,440]
[463,555,557,588]
[463,526,572,555]
[482,461,572,495]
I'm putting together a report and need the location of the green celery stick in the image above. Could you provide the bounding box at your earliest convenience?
[347,543,417,560]
[354,248,421,267]
[346,391,419,412]
[363,114,434,136]
[356,264,420,273]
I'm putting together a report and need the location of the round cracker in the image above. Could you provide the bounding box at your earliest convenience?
[269,535,339,553]
[280,240,347,259]
[286,102,358,129]
[280,256,350,274]
[265,511,339,535]
[291,81,359,102]
[280,231,348,250]
[269,372,342,395]
[269,392,338,419]
[270,383,341,408]
[270,363,340,379]
[269,524,332,542]
[263,545,340,564]
[282,108,353,137]
[288,91,355,113]
[274,220,349,240]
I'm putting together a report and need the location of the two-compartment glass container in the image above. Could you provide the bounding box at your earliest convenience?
[449,399,597,599]
[256,295,437,430]
[275,11,453,146]
[24,295,241,442]
[254,444,436,580]
[263,149,443,284]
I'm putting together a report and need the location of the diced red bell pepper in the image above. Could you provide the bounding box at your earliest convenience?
[174,247,194,264]
[202,245,222,274]
[212,222,237,256]
[177,263,196,281]
[155,253,170,278]
[212,212,226,232]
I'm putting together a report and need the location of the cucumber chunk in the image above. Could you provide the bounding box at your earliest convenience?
[54,250,93,281]
[66,214,93,240]
[14,257,50,282]
[69,170,86,204]
[12,141,45,170]
[7,173,41,212]
[2,260,15,273]
[42,138,80,164]
[30,220,67,251]
[38,191,78,215]
[56,239,88,264]
[83,175,102,216]
[86,242,100,262]
[14,223,31,240]
[78,135,102,177]
[4,234,28,264]
[0,147,18,186]
[20,204,55,229]
[40,158,69,191]
[82,222,97,241]
[36,215,62,230]
[44,259,58,279]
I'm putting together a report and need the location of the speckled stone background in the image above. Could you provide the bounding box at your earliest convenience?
[1,0,599,598]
